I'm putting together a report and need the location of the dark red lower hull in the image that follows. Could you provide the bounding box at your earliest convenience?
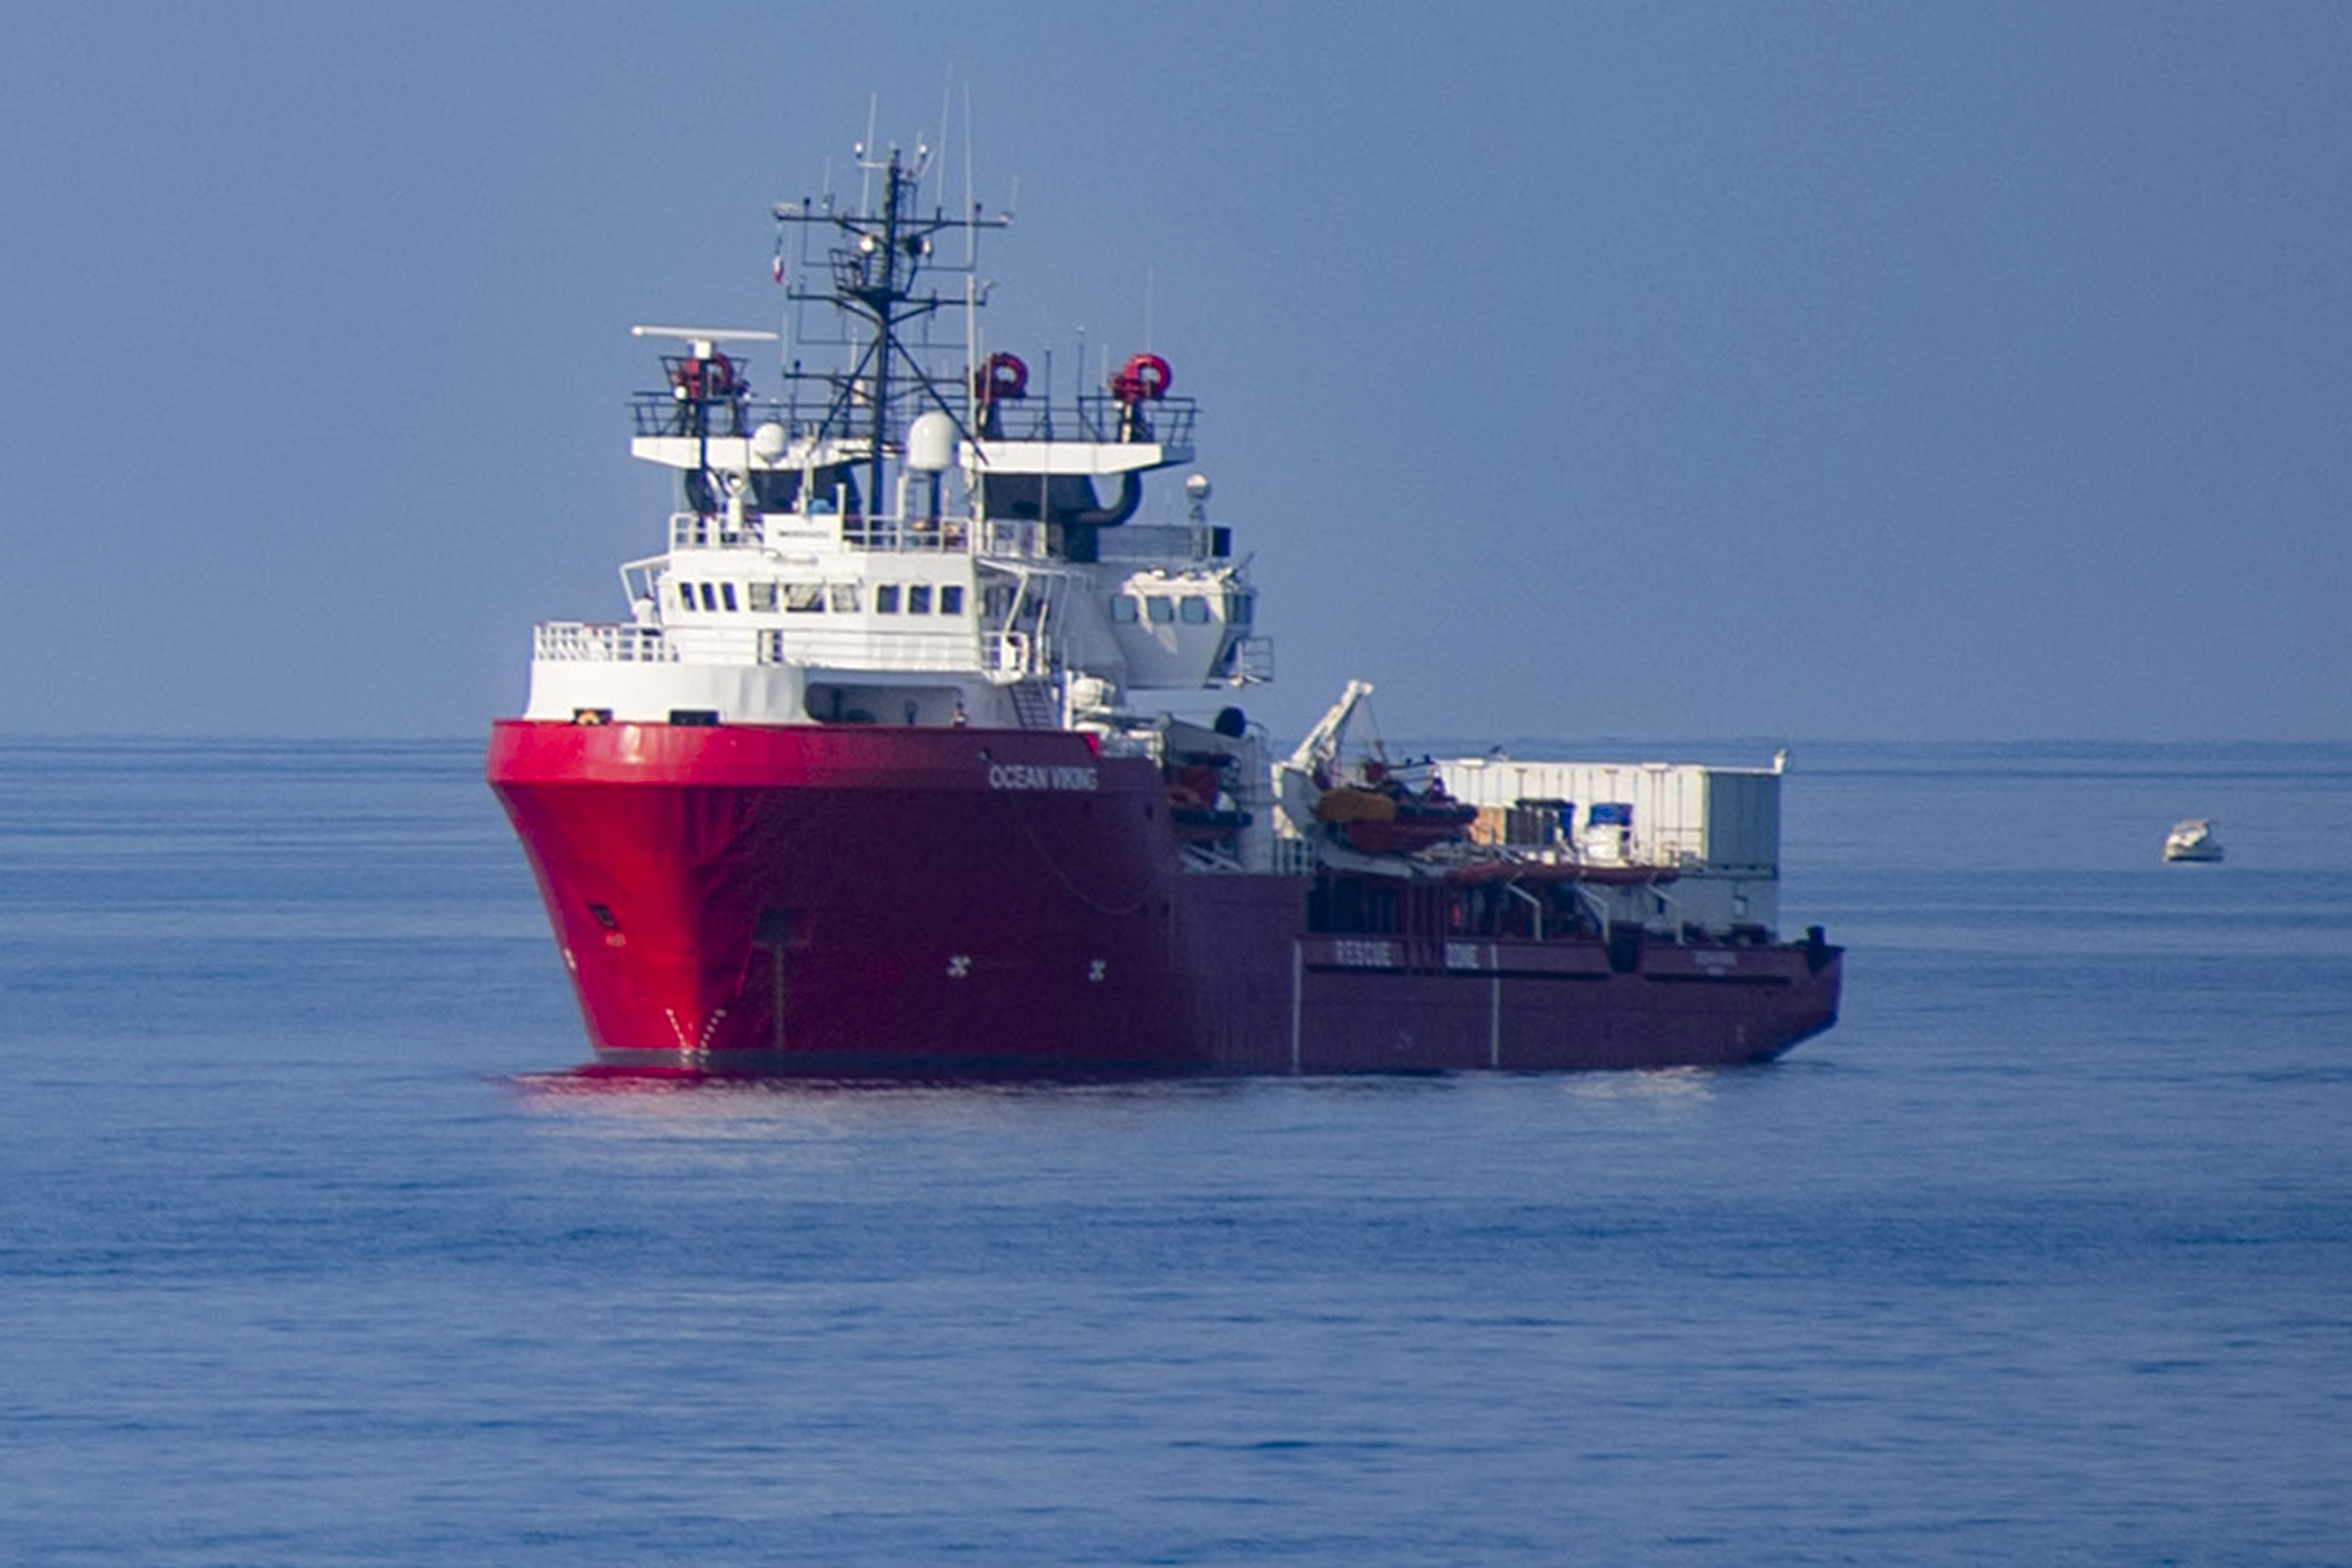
[487,721,1841,1076]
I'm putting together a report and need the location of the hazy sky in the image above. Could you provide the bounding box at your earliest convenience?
[3,2,2344,743]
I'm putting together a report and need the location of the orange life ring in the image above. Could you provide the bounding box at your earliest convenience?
[672,350,736,400]
[1111,351,1172,402]
[975,351,1028,402]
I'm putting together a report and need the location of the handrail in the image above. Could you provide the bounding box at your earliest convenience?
[977,394,1198,448]
[1228,636,1276,684]
[984,630,1034,681]
[532,623,676,663]
[640,392,1196,449]
[534,619,987,675]
[662,510,975,555]
[838,517,971,553]
[669,514,766,551]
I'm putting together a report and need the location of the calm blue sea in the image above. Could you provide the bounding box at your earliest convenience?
[3,738,2347,1567]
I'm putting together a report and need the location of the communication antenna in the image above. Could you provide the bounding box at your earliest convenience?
[772,135,1007,510]
[962,88,979,404]
[962,88,977,267]
[857,92,879,213]
[774,198,794,389]
[936,74,954,199]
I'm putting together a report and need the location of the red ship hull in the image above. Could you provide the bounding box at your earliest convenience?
[488,720,1842,1076]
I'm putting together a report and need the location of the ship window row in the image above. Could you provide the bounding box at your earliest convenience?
[1109,592,1253,627]
[678,581,744,613]
[874,583,966,616]
[672,580,963,617]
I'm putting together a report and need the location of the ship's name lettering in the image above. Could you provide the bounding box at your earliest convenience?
[1331,939,1398,969]
[987,763,1100,792]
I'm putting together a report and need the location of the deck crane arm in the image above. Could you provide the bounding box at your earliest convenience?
[1284,679,1377,780]
[1275,679,1376,840]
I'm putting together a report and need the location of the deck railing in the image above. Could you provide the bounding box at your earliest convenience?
[664,509,985,557]
[1226,636,1276,684]
[668,514,766,551]
[838,517,972,553]
[980,395,1198,450]
[660,508,1240,566]
[532,623,676,663]
[534,620,984,674]
[632,393,1199,449]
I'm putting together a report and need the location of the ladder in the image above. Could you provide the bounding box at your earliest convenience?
[1009,681,1058,729]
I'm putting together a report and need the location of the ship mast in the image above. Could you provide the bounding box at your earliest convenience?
[775,142,1007,514]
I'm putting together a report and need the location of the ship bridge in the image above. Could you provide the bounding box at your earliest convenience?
[519,147,1268,732]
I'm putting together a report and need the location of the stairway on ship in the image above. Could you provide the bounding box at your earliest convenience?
[1009,682,1057,728]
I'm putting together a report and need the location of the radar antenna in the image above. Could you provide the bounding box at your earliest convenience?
[774,137,1009,519]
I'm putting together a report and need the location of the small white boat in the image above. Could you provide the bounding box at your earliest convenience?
[2164,819,2223,862]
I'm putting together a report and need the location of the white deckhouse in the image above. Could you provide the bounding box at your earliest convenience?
[523,145,1270,738]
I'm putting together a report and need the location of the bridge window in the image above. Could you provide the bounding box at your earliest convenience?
[939,585,964,616]
[784,583,825,613]
[907,584,933,614]
[747,581,778,612]
[1147,597,1175,625]
[678,583,696,612]
[698,583,719,613]
[1226,591,1254,626]
[1111,596,1139,624]
[1180,596,1211,624]
[720,582,739,612]
[875,584,900,613]
[829,584,861,612]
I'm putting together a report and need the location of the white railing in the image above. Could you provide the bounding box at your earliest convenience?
[668,513,767,551]
[533,623,678,663]
[1096,524,1220,561]
[838,517,972,554]
[653,626,772,664]
[1269,838,1319,877]
[536,619,993,675]
[665,509,983,556]
[984,631,1034,681]
[1228,636,1275,683]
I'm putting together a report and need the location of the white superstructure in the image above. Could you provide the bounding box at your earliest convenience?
[522,146,1270,736]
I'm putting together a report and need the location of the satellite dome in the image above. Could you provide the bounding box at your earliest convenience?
[906,411,957,473]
